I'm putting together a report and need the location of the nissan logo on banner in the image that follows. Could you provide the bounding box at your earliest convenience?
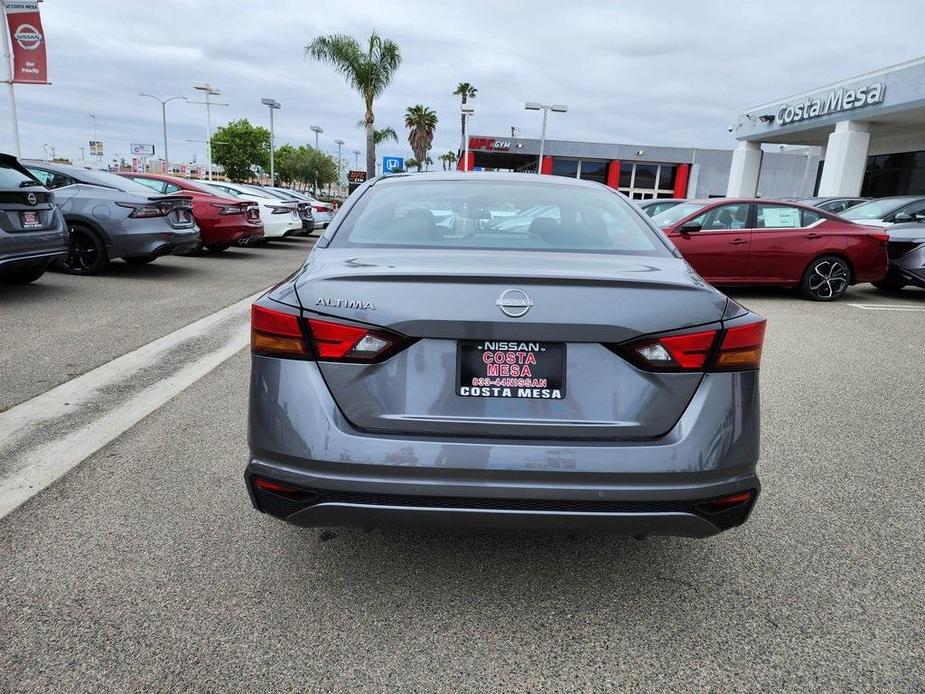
[3,1,49,84]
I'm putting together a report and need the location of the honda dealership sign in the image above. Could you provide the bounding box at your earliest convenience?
[3,1,48,84]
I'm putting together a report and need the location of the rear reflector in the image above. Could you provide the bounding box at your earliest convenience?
[253,477,301,495]
[251,304,308,358]
[698,490,755,513]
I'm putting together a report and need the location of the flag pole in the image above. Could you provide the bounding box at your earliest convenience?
[0,0,22,157]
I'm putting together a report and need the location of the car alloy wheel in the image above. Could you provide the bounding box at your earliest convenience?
[802,256,849,301]
[61,226,107,275]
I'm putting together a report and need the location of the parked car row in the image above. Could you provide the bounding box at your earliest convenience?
[641,194,925,298]
[0,154,327,284]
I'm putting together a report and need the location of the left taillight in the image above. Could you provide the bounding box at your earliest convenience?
[116,201,171,218]
[613,319,766,372]
[251,303,309,359]
[251,303,412,363]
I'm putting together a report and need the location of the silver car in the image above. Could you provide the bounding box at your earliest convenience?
[872,223,925,291]
[24,162,199,274]
[246,173,766,537]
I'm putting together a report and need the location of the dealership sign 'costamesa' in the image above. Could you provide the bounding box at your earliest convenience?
[776,82,884,126]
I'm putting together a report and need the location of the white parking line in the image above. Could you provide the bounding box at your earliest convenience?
[847,303,925,312]
[0,293,260,520]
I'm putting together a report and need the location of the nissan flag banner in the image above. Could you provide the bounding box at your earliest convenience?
[4,1,48,84]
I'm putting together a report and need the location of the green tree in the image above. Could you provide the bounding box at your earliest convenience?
[405,157,420,172]
[211,119,270,181]
[452,82,477,149]
[404,105,438,169]
[307,31,401,178]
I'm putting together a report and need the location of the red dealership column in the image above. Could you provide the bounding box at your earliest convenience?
[673,163,690,198]
[606,160,621,189]
[456,151,475,171]
[540,156,554,175]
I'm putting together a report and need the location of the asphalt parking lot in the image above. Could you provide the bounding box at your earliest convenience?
[1,246,923,692]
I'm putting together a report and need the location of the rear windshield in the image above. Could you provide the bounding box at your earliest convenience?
[650,202,708,228]
[0,161,39,188]
[841,198,919,220]
[71,168,159,195]
[331,179,670,256]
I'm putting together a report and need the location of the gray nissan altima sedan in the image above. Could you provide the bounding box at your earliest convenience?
[247,172,766,537]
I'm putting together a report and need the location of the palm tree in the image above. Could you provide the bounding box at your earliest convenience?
[452,82,477,150]
[404,105,438,168]
[405,157,420,172]
[355,121,399,145]
[438,151,458,171]
[307,31,402,177]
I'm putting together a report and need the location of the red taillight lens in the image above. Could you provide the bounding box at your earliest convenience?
[307,318,400,362]
[211,202,245,216]
[251,304,308,358]
[617,319,766,372]
[635,329,717,370]
[870,232,890,243]
[714,320,766,370]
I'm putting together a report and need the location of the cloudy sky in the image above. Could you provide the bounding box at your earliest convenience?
[3,0,924,167]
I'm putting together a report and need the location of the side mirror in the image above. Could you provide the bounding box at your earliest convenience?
[679,220,702,233]
[892,212,915,223]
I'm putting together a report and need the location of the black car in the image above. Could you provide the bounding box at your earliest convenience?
[0,153,68,284]
[795,196,868,214]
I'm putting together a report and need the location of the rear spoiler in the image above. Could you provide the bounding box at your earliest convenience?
[0,151,46,186]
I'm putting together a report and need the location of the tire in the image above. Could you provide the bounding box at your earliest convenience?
[800,255,851,301]
[0,262,48,285]
[123,255,157,265]
[58,225,108,275]
[204,244,230,253]
[871,271,907,292]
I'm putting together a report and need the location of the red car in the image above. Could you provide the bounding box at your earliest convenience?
[119,173,264,251]
[650,198,889,300]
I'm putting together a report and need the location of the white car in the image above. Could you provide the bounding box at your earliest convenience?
[192,180,302,239]
[270,187,335,230]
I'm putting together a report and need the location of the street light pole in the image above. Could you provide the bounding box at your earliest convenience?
[192,82,225,180]
[461,105,474,172]
[89,114,100,162]
[310,125,324,194]
[334,138,344,192]
[310,124,323,151]
[524,102,568,174]
[261,98,281,185]
[353,149,360,169]
[140,93,187,173]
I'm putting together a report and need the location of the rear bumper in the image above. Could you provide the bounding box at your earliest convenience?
[110,222,201,259]
[200,218,262,245]
[247,358,761,536]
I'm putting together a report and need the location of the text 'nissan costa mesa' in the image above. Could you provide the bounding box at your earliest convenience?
[247,173,766,538]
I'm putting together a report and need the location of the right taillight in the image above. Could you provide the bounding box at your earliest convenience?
[713,321,766,371]
[615,319,766,372]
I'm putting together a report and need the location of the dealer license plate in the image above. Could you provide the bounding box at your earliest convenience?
[457,340,565,399]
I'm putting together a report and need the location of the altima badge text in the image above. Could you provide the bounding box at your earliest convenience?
[316,297,375,310]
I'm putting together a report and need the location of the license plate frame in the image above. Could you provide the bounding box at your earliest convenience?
[456,340,566,399]
[19,210,41,229]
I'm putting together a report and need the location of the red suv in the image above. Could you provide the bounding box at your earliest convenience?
[650,198,888,300]
[119,173,264,251]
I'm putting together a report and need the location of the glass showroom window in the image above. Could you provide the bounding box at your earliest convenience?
[618,163,678,200]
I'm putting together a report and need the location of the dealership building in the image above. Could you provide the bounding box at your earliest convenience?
[728,55,925,198]
[462,55,925,201]
[459,134,816,200]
